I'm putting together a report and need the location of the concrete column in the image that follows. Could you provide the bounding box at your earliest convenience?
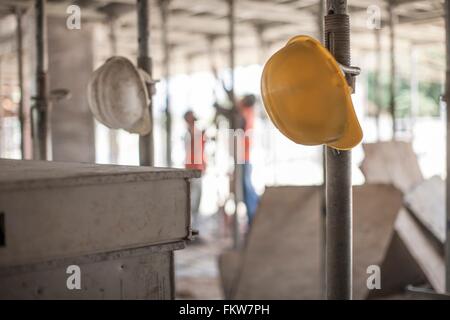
[47,17,95,163]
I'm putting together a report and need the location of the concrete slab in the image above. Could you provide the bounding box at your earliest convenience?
[0,159,199,267]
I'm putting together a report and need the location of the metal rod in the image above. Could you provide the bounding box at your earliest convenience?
[410,44,418,137]
[318,0,326,299]
[374,28,381,141]
[445,0,450,293]
[137,0,154,166]
[160,0,172,166]
[16,7,25,159]
[228,0,240,249]
[33,0,51,160]
[255,24,267,65]
[389,1,397,140]
[108,17,119,164]
[318,0,324,43]
[325,0,352,300]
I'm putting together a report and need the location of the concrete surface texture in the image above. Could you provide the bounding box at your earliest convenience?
[0,159,196,266]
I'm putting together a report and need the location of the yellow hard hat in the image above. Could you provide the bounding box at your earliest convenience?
[261,35,362,150]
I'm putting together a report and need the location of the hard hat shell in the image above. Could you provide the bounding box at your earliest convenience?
[261,35,362,150]
[87,56,151,135]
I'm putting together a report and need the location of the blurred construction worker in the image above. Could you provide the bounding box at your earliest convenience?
[184,110,206,233]
[214,94,260,225]
[238,94,259,225]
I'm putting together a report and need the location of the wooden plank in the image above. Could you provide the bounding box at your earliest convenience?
[217,250,241,299]
[225,184,403,299]
[404,176,445,243]
[360,142,423,193]
[233,186,321,299]
[395,208,445,293]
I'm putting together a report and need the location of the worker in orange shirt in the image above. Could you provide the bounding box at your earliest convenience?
[238,94,259,225]
[214,94,259,225]
[184,110,206,232]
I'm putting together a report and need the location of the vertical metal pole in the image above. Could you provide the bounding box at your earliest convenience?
[318,0,324,43]
[410,44,418,137]
[255,24,267,65]
[388,1,396,140]
[16,8,25,159]
[325,0,352,300]
[228,0,240,249]
[0,57,3,157]
[108,17,120,164]
[445,0,450,293]
[33,0,51,160]
[160,0,172,166]
[374,28,382,141]
[137,0,154,166]
[317,0,326,299]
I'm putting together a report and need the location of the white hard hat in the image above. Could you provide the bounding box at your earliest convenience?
[87,56,151,135]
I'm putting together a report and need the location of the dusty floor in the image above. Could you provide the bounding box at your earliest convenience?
[175,214,233,300]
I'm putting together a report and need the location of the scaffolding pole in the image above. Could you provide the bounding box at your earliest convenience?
[228,0,241,249]
[16,7,25,159]
[410,44,418,137]
[389,1,397,140]
[375,28,381,140]
[160,0,172,166]
[445,0,450,293]
[255,24,267,65]
[317,0,326,299]
[137,0,154,166]
[325,0,352,300]
[107,17,119,164]
[32,0,51,160]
